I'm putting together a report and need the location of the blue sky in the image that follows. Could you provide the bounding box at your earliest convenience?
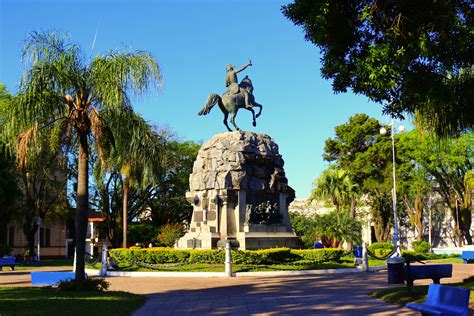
[1,0,393,198]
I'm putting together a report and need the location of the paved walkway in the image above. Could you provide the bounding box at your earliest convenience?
[1,264,473,315]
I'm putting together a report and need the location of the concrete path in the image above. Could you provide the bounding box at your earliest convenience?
[2,264,472,315]
[114,271,415,315]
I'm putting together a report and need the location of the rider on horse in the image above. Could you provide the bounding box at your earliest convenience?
[225,60,253,109]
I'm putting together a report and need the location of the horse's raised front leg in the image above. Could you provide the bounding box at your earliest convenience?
[254,103,263,118]
[230,111,240,131]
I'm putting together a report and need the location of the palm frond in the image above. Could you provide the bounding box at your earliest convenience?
[16,123,38,170]
[90,50,162,110]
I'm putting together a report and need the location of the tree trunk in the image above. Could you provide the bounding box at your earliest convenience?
[349,197,357,217]
[74,133,89,282]
[403,193,424,241]
[122,177,129,248]
[27,225,36,257]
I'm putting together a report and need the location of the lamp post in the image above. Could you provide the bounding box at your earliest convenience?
[36,216,43,261]
[380,118,404,254]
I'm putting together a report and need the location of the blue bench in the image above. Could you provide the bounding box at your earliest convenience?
[406,284,470,316]
[404,264,452,288]
[0,257,17,271]
[461,251,474,264]
[31,272,78,286]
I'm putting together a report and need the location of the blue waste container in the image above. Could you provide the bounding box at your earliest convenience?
[353,245,363,258]
[387,257,405,284]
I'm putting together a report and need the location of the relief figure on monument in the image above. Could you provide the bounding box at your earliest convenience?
[198,60,263,131]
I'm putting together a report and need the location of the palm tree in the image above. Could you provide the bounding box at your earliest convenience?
[309,168,358,213]
[104,110,162,248]
[5,31,162,281]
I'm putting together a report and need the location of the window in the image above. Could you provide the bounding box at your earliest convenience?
[8,227,14,247]
[40,228,51,247]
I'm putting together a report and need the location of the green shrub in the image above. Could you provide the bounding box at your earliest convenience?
[402,250,458,261]
[156,224,186,247]
[57,278,109,291]
[368,242,394,253]
[412,240,431,253]
[291,249,344,262]
[374,248,392,257]
[109,247,345,266]
[127,223,160,244]
[110,247,191,264]
[189,249,224,263]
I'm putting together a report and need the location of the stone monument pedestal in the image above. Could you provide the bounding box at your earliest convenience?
[177,131,300,250]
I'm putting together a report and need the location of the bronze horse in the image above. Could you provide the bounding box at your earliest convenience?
[198,76,263,131]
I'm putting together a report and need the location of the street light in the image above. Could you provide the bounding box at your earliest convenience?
[380,118,404,255]
[36,216,43,261]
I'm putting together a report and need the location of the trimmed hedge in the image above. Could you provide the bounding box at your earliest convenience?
[402,250,458,261]
[412,241,431,253]
[368,242,394,254]
[292,249,344,262]
[109,247,345,265]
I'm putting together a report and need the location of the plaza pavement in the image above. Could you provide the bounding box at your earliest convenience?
[1,264,473,315]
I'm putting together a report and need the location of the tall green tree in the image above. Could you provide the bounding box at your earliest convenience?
[282,0,473,136]
[104,110,162,248]
[323,114,395,242]
[309,168,358,215]
[0,84,20,255]
[3,31,162,281]
[149,139,200,227]
[400,130,473,244]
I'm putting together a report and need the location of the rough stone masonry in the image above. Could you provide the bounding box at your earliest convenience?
[177,131,299,250]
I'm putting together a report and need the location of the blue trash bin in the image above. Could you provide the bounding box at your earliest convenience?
[353,245,362,258]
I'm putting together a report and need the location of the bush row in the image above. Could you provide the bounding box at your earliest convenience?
[109,247,345,265]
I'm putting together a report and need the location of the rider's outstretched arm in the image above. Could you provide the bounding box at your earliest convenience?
[235,60,252,74]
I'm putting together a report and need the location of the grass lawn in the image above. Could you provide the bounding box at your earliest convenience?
[370,276,474,309]
[0,287,146,316]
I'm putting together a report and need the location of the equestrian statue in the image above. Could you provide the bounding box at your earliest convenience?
[198,60,263,131]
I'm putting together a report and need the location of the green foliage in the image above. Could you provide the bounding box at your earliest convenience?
[292,249,344,262]
[368,242,394,254]
[127,223,160,244]
[401,250,458,262]
[148,140,200,227]
[57,278,110,291]
[310,168,357,211]
[412,241,431,254]
[374,249,392,257]
[4,30,162,281]
[289,212,314,248]
[321,114,394,242]
[282,0,473,136]
[110,247,191,264]
[311,210,362,248]
[156,223,186,247]
[110,247,345,265]
[188,250,225,264]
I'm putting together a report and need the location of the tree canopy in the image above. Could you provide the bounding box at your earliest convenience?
[3,31,162,281]
[282,0,473,136]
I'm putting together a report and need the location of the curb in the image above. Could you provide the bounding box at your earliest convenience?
[85,265,387,278]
